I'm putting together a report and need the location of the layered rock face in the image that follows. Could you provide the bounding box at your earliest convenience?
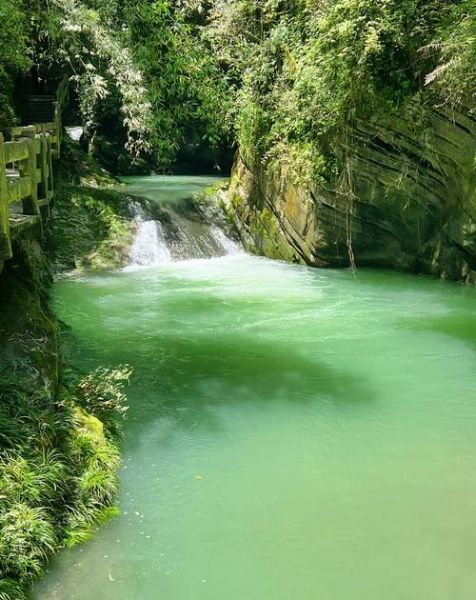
[227,103,476,282]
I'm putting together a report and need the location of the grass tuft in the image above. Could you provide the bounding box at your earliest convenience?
[0,362,131,599]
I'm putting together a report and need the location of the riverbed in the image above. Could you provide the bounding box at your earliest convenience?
[35,176,476,600]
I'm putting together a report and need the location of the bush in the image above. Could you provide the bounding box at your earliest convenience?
[206,0,476,182]
[0,0,31,127]
[0,505,57,579]
[0,361,132,598]
[72,365,132,436]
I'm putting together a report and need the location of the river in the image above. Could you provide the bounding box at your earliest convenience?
[34,176,476,600]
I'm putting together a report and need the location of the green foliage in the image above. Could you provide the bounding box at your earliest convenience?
[0,360,131,598]
[73,365,132,435]
[205,0,476,182]
[1,0,473,173]
[90,0,232,170]
[46,0,154,157]
[0,505,57,579]
[0,578,27,600]
[51,179,135,273]
[0,0,232,169]
[48,0,232,168]
[0,0,31,126]
[423,0,476,108]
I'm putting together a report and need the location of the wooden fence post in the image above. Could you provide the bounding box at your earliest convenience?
[47,136,54,202]
[38,134,51,219]
[53,101,61,158]
[38,135,49,201]
[18,128,41,219]
[0,133,12,259]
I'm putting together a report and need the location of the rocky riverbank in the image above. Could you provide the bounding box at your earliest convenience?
[225,100,476,283]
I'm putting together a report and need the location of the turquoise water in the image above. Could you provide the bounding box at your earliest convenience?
[118,175,223,203]
[35,178,476,600]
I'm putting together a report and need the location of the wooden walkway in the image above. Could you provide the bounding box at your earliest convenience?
[0,79,68,265]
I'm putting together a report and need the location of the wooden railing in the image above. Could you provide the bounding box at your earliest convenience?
[0,78,68,262]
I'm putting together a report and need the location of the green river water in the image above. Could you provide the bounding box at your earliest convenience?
[35,177,476,600]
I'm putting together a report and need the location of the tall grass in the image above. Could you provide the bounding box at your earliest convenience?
[0,362,131,599]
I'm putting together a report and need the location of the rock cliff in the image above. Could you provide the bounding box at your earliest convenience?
[226,101,476,282]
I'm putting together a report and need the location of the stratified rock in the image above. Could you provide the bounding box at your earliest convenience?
[226,99,476,282]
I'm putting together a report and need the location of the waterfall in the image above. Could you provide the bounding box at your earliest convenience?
[128,220,171,267]
[166,222,242,262]
[65,126,84,141]
[126,199,242,268]
[210,226,243,256]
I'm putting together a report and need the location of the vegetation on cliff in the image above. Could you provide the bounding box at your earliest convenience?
[206,0,475,182]
[206,1,475,281]
[2,1,473,177]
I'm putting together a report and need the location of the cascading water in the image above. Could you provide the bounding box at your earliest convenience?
[128,217,240,268]
[126,187,242,267]
[165,221,241,262]
[210,226,243,256]
[128,219,172,267]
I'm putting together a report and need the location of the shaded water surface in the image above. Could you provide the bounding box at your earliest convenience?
[35,177,476,600]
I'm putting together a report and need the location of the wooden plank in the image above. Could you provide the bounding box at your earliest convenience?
[0,133,12,259]
[9,126,26,137]
[4,139,30,164]
[9,214,41,238]
[10,125,37,139]
[7,176,32,203]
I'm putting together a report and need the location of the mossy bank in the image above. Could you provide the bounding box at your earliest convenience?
[0,144,136,600]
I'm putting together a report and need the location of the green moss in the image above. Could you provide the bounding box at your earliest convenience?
[50,184,135,273]
[46,137,144,274]
[0,238,131,599]
[252,207,295,262]
[226,178,302,264]
[0,361,128,599]
[54,136,120,189]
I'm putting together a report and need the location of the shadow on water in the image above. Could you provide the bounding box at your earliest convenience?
[332,268,476,350]
[410,313,476,350]
[73,326,377,451]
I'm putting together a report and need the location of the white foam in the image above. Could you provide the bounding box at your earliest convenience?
[210,226,243,256]
[65,126,84,141]
[128,220,171,267]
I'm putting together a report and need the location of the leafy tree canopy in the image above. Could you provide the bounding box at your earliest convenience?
[0,0,473,174]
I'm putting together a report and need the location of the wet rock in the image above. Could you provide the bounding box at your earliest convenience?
[227,99,476,282]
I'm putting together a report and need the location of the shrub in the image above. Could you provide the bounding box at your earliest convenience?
[0,361,132,597]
